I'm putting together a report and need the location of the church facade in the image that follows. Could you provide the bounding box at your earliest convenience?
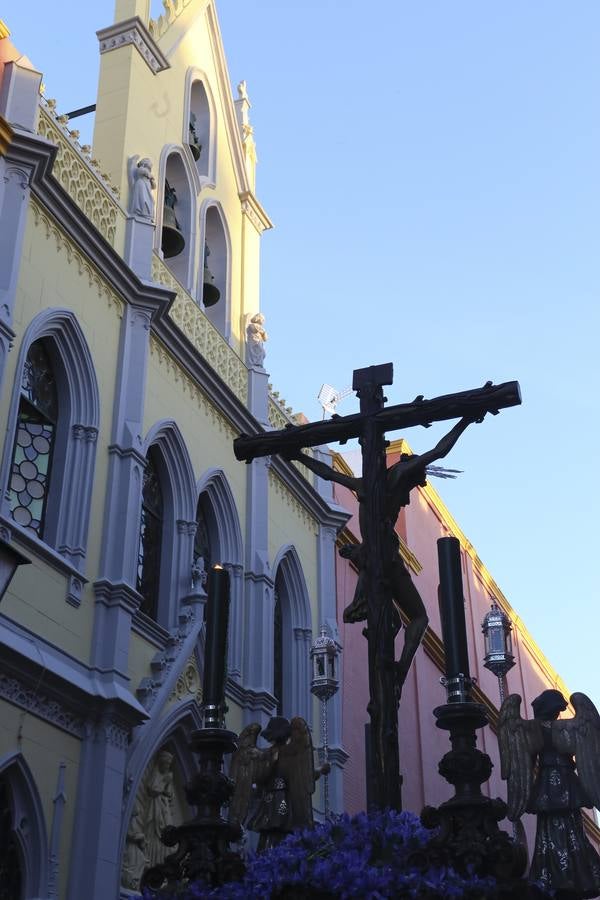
[0,3,347,898]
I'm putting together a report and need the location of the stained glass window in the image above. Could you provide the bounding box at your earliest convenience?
[8,341,58,538]
[274,582,283,715]
[0,779,22,900]
[137,449,164,620]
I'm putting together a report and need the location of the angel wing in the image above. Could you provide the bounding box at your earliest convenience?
[553,693,600,810]
[229,722,262,826]
[498,694,542,821]
[283,717,316,829]
[127,154,140,192]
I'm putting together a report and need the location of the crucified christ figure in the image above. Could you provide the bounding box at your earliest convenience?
[287,416,480,695]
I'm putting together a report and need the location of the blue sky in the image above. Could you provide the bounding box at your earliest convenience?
[6,2,600,704]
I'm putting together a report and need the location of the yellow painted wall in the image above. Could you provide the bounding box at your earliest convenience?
[0,701,81,899]
[1,205,123,663]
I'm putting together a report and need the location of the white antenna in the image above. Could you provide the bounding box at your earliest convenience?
[317,384,353,419]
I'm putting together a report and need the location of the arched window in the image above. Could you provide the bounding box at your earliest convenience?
[194,495,213,571]
[0,778,22,900]
[137,448,164,620]
[160,151,195,291]
[0,310,100,585]
[136,422,196,631]
[273,577,283,715]
[8,341,58,538]
[188,81,211,180]
[0,753,48,897]
[201,205,229,337]
[272,547,312,722]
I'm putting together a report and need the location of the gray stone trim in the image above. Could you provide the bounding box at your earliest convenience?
[0,752,49,898]
[226,680,277,718]
[1,122,174,323]
[131,611,170,649]
[0,514,88,588]
[48,761,66,899]
[325,745,350,766]
[97,17,170,75]
[0,614,147,725]
[0,670,85,737]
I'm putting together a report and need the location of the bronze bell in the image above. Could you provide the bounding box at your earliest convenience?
[189,115,202,162]
[203,263,220,307]
[202,242,220,307]
[161,180,185,259]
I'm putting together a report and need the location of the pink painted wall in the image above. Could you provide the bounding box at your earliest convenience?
[333,449,598,851]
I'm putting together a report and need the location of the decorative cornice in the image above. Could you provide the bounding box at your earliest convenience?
[225,680,276,716]
[0,670,85,738]
[97,16,170,74]
[0,119,174,324]
[239,191,273,234]
[93,579,141,617]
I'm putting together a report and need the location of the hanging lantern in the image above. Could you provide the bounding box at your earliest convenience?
[310,626,339,702]
[161,179,185,259]
[202,242,221,307]
[482,600,514,679]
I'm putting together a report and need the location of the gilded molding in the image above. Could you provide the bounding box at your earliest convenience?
[30,198,124,316]
[268,469,318,535]
[97,16,169,74]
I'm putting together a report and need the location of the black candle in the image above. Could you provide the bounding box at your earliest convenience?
[437,537,470,681]
[202,565,231,726]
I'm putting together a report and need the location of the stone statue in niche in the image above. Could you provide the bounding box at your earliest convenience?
[121,798,148,890]
[246,313,268,368]
[128,156,156,220]
[144,750,175,868]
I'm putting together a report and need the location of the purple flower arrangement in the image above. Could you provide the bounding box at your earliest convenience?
[143,809,544,899]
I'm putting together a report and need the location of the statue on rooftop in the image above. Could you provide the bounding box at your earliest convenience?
[128,156,156,220]
[246,313,268,368]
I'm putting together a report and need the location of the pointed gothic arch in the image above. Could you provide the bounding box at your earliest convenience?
[0,308,100,580]
[272,545,312,723]
[0,752,49,899]
[183,67,217,187]
[156,145,198,292]
[199,200,231,339]
[138,420,197,627]
[119,700,202,885]
[196,467,244,678]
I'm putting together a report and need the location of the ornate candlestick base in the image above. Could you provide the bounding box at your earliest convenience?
[141,728,245,893]
[419,701,528,883]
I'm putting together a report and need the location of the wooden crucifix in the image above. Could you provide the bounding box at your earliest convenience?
[233,365,521,811]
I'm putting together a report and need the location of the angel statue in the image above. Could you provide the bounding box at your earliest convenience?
[229,716,329,851]
[498,689,600,898]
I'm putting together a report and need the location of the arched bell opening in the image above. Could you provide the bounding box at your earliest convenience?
[161,152,195,289]
[201,204,229,337]
[188,81,211,178]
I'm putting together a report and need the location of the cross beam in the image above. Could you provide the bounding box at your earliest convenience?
[233,368,521,811]
[233,379,521,462]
